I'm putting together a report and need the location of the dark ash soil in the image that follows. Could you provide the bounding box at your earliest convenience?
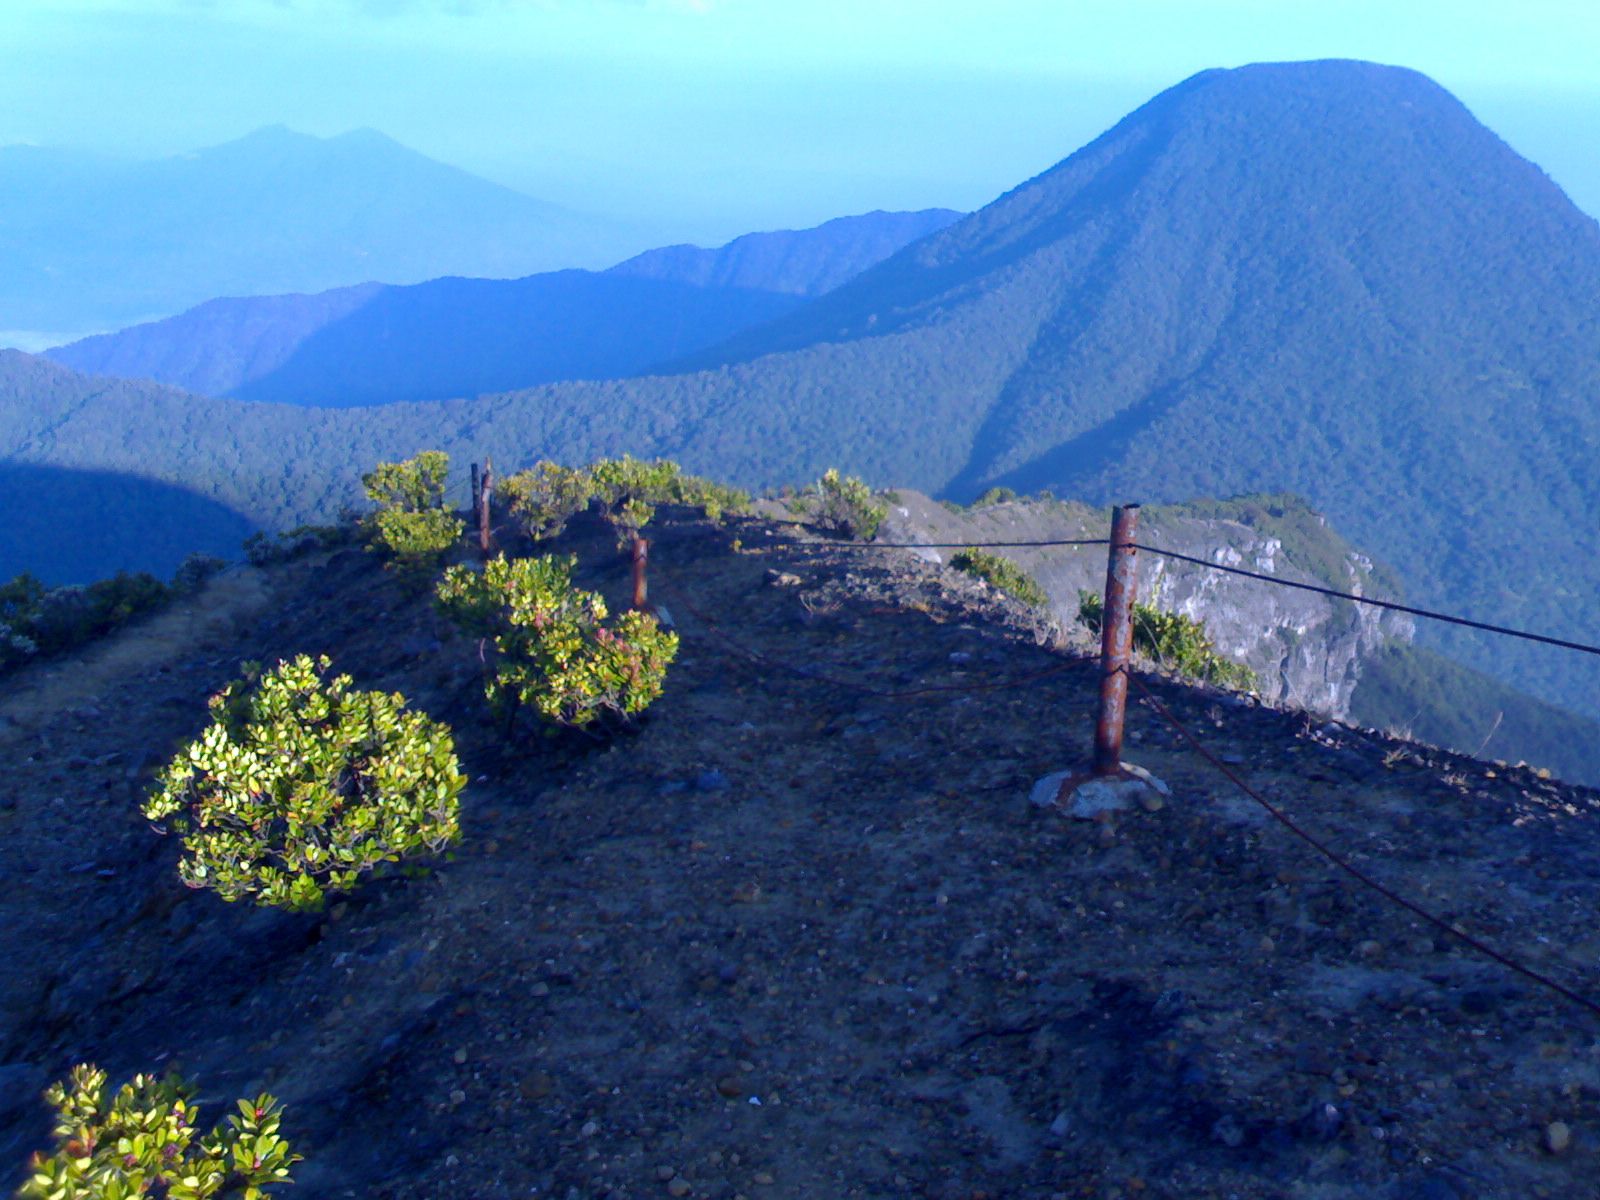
[2,507,1599,1199]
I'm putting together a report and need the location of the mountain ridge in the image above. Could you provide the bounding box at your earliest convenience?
[43,209,961,406]
[7,59,1600,724]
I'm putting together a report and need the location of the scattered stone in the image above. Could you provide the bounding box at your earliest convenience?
[1545,1121,1573,1155]
[1210,1114,1245,1148]
[1299,1101,1342,1142]
[519,1073,553,1100]
[1030,762,1170,819]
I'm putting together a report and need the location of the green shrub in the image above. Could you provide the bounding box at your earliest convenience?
[361,451,463,575]
[0,570,175,674]
[1077,590,1256,689]
[950,548,1050,609]
[0,570,47,624]
[972,486,1017,507]
[802,468,887,540]
[498,456,748,546]
[173,552,228,594]
[0,572,46,672]
[669,472,749,524]
[361,449,451,512]
[587,455,678,541]
[497,461,596,541]
[83,572,171,631]
[143,655,465,912]
[369,508,463,566]
[18,1063,299,1200]
[437,553,678,731]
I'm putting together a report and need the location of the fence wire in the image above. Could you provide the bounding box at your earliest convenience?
[1126,670,1600,1021]
[439,486,1600,1023]
[1133,541,1600,659]
[652,566,1091,701]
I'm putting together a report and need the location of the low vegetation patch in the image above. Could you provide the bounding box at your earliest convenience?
[18,1063,299,1200]
[801,468,887,541]
[497,460,596,541]
[243,522,353,567]
[1078,590,1256,689]
[436,552,679,733]
[1,569,178,675]
[950,548,1049,608]
[143,654,465,912]
[498,455,749,547]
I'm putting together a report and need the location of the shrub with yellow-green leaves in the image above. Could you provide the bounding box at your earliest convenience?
[143,655,465,912]
[360,450,463,576]
[436,553,678,732]
[588,455,749,544]
[498,456,749,547]
[950,547,1050,609]
[18,1064,299,1200]
[496,460,596,541]
[1077,590,1256,689]
[802,468,887,541]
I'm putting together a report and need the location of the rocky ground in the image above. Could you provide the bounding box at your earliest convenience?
[2,505,1599,1199]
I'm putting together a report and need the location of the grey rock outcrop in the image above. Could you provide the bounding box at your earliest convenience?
[877,491,1411,719]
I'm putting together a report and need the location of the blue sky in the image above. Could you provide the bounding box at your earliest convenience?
[5,0,1600,248]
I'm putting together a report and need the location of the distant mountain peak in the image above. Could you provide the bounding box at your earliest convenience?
[0,124,631,333]
[215,123,312,147]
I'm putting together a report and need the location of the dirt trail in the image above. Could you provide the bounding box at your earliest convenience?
[0,567,274,741]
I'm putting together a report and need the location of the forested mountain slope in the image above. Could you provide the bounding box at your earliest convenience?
[47,276,803,408]
[6,60,1600,718]
[606,207,961,297]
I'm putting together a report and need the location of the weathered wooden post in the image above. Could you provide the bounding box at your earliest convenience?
[478,457,494,557]
[1093,504,1141,776]
[631,535,650,611]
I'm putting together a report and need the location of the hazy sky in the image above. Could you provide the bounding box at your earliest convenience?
[5,0,1600,248]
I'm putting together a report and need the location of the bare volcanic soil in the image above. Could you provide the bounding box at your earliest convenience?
[2,508,1600,1200]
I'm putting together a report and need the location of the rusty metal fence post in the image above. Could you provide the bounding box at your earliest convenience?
[478,457,494,557]
[631,535,650,611]
[1093,504,1141,776]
